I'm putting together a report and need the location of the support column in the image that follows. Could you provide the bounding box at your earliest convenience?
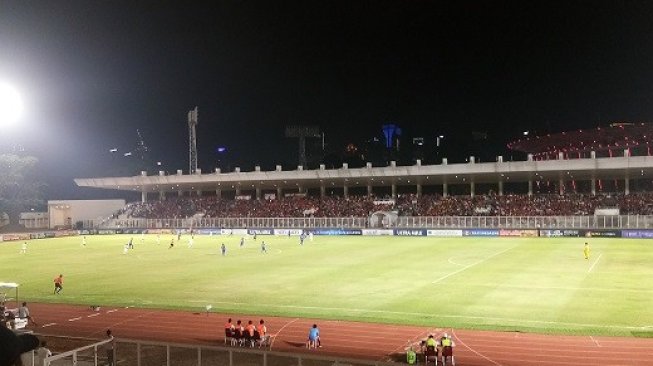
[442,183,448,198]
[391,183,397,199]
[498,181,503,196]
[528,180,533,196]
[590,178,596,196]
[625,175,630,195]
[470,181,475,198]
[141,191,147,203]
[416,184,422,198]
[235,187,241,196]
[216,189,222,199]
[196,190,202,196]
[277,187,282,199]
[298,185,303,194]
[343,185,349,199]
[320,185,326,198]
[255,187,261,200]
[178,190,183,197]
[367,183,373,197]
[159,191,165,201]
[558,178,564,195]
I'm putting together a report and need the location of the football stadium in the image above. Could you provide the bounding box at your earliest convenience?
[3,123,653,366]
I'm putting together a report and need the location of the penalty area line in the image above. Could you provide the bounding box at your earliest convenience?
[433,246,515,284]
[588,253,603,273]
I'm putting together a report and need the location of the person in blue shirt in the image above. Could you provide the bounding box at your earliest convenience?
[307,324,321,348]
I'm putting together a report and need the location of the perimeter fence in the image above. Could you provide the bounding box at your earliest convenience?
[41,337,401,366]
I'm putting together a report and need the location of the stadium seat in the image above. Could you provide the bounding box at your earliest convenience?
[442,346,454,366]
[224,328,237,346]
[234,328,244,346]
[425,345,438,365]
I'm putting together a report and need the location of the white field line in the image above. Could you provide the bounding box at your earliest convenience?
[432,246,515,284]
[199,300,650,331]
[269,318,299,350]
[588,253,603,273]
[452,328,503,366]
[447,257,465,266]
[41,323,57,328]
[86,313,100,318]
[447,283,653,294]
[590,336,602,347]
[106,309,118,313]
[68,317,82,322]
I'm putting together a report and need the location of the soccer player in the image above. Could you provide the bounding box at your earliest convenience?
[177,231,181,241]
[82,236,87,247]
[299,233,305,245]
[221,243,227,256]
[123,243,129,255]
[240,237,245,247]
[188,237,194,248]
[261,241,267,253]
[253,233,257,241]
[309,232,314,242]
[53,274,63,294]
[20,241,28,254]
[127,237,134,249]
[584,242,590,260]
[169,239,175,249]
[156,234,161,245]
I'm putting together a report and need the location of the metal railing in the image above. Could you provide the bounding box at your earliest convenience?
[86,215,653,230]
[44,337,400,366]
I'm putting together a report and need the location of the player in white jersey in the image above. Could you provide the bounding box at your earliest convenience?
[188,237,194,248]
[20,241,28,254]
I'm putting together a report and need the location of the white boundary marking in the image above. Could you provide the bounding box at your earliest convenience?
[270,318,299,350]
[452,329,503,366]
[447,257,465,266]
[41,323,57,328]
[68,317,82,322]
[106,309,118,313]
[588,253,603,273]
[86,313,100,318]
[433,246,515,284]
[589,336,601,347]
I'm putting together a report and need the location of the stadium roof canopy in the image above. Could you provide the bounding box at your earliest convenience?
[75,155,653,195]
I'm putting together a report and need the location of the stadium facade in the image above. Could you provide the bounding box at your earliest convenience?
[75,151,653,202]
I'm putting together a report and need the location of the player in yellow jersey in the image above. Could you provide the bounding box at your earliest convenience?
[583,242,590,260]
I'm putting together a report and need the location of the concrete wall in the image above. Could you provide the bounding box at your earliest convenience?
[48,199,125,228]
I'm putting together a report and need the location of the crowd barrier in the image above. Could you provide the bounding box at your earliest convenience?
[73,227,649,238]
[3,226,653,242]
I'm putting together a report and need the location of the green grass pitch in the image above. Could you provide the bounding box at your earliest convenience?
[2,234,653,337]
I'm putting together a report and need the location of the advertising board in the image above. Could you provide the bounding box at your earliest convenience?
[361,229,394,236]
[247,228,274,235]
[539,229,581,237]
[622,230,653,238]
[394,229,426,236]
[499,229,539,237]
[310,229,362,236]
[426,229,463,237]
[463,229,499,237]
[274,229,305,236]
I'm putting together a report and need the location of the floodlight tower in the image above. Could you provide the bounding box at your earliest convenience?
[285,125,321,167]
[188,106,199,174]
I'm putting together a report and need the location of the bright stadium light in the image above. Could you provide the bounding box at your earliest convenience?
[0,82,23,127]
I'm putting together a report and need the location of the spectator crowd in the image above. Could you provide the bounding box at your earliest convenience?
[113,192,653,219]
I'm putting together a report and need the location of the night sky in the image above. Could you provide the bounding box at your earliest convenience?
[2,0,653,200]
